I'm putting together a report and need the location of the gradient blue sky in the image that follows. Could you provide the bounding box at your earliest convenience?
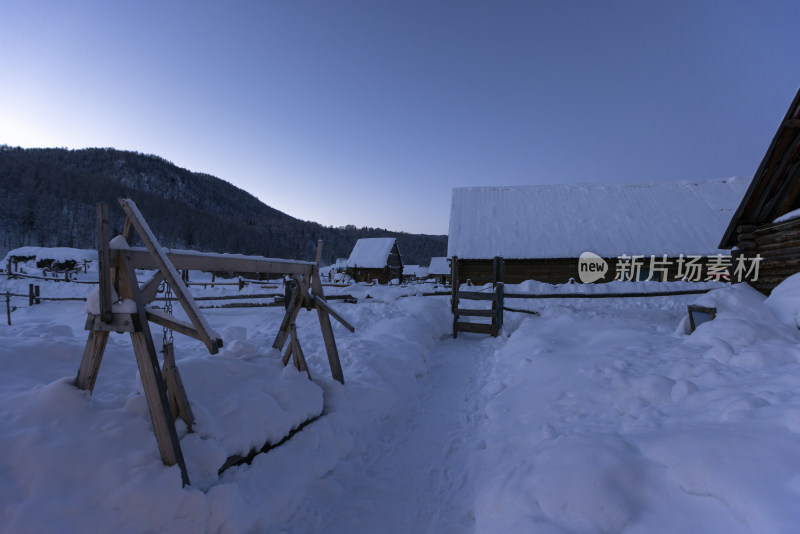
[2,1,798,235]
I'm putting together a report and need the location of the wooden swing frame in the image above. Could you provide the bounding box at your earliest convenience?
[74,199,354,486]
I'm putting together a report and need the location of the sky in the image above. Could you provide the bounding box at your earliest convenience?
[1,1,799,235]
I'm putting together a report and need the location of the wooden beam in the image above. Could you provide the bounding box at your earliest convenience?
[272,285,300,351]
[85,312,141,333]
[289,324,310,379]
[457,291,499,301]
[161,343,195,431]
[456,308,497,317]
[97,203,113,324]
[311,294,355,333]
[139,271,165,304]
[311,260,345,384]
[145,307,208,344]
[454,322,495,335]
[118,253,190,486]
[74,330,110,393]
[109,245,315,275]
[118,199,222,354]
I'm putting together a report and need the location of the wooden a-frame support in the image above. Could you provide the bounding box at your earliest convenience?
[75,199,354,486]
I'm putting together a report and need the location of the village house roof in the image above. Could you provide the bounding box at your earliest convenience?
[428,257,450,275]
[720,87,800,248]
[448,177,751,260]
[345,238,398,268]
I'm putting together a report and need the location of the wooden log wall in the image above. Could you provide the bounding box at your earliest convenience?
[456,256,729,286]
[735,216,800,294]
[346,267,391,284]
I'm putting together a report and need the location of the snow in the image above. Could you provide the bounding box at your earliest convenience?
[402,264,426,277]
[428,256,450,275]
[345,238,397,268]
[3,246,98,264]
[3,257,800,532]
[773,207,800,223]
[448,177,751,259]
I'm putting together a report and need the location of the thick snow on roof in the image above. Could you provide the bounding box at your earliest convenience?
[3,246,98,264]
[428,257,450,275]
[448,177,751,259]
[346,238,397,268]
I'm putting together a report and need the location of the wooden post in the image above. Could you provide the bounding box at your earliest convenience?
[119,253,191,486]
[451,256,459,337]
[28,284,34,307]
[5,291,10,326]
[97,202,113,324]
[493,282,504,336]
[34,285,40,305]
[493,256,505,287]
[311,242,345,384]
[161,343,195,431]
[75,330,111,393]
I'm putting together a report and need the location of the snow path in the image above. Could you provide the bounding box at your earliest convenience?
[279,334,499,533]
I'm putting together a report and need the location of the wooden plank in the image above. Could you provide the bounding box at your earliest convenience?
[456,308,496,317]
[139,271,165,304]
[74,330,110,393]
[162,343,195,431]
[282,339,293,366]
[457,291,498,301]
[118,199,222,355]
[292,274,313,309]
[109,245,315,275]
[119,253,191,486]
[97,203,113,324]
[311,256,344,384]
[454,322,495,334]
[289,324,311,379]
[145,307,206,344]
[311,294,355,332]
[272,285,300,351]
[85,313,141,333]
[451,256,459,337]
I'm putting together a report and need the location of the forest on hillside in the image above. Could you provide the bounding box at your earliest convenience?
[0,146,447,265]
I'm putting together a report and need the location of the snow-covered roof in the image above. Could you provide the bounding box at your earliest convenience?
[428,257,450,275]
[447,177,751,259]
[402,265,428,277]
[3,246,98,263]
[346,238,397,268]
[402,264,420,275]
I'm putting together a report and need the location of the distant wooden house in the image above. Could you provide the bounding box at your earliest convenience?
[720,87,800,294]
[345,238,403,284]
[428,257,451,284]
[448,178,750,285]
[402,264,427,282]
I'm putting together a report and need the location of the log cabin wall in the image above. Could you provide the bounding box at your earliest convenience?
[734,217,800,294]
[347,267,390,284]
[386,243,403,282]
[457,256,726,286]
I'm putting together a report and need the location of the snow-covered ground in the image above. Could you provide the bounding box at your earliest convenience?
[3,263,800,533]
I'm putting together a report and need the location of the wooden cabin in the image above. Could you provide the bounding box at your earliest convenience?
[428,257,451,284]
[448,179,750,286]
[719,87,800,294]
[345,238,403,284]
[402,264,425,282]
